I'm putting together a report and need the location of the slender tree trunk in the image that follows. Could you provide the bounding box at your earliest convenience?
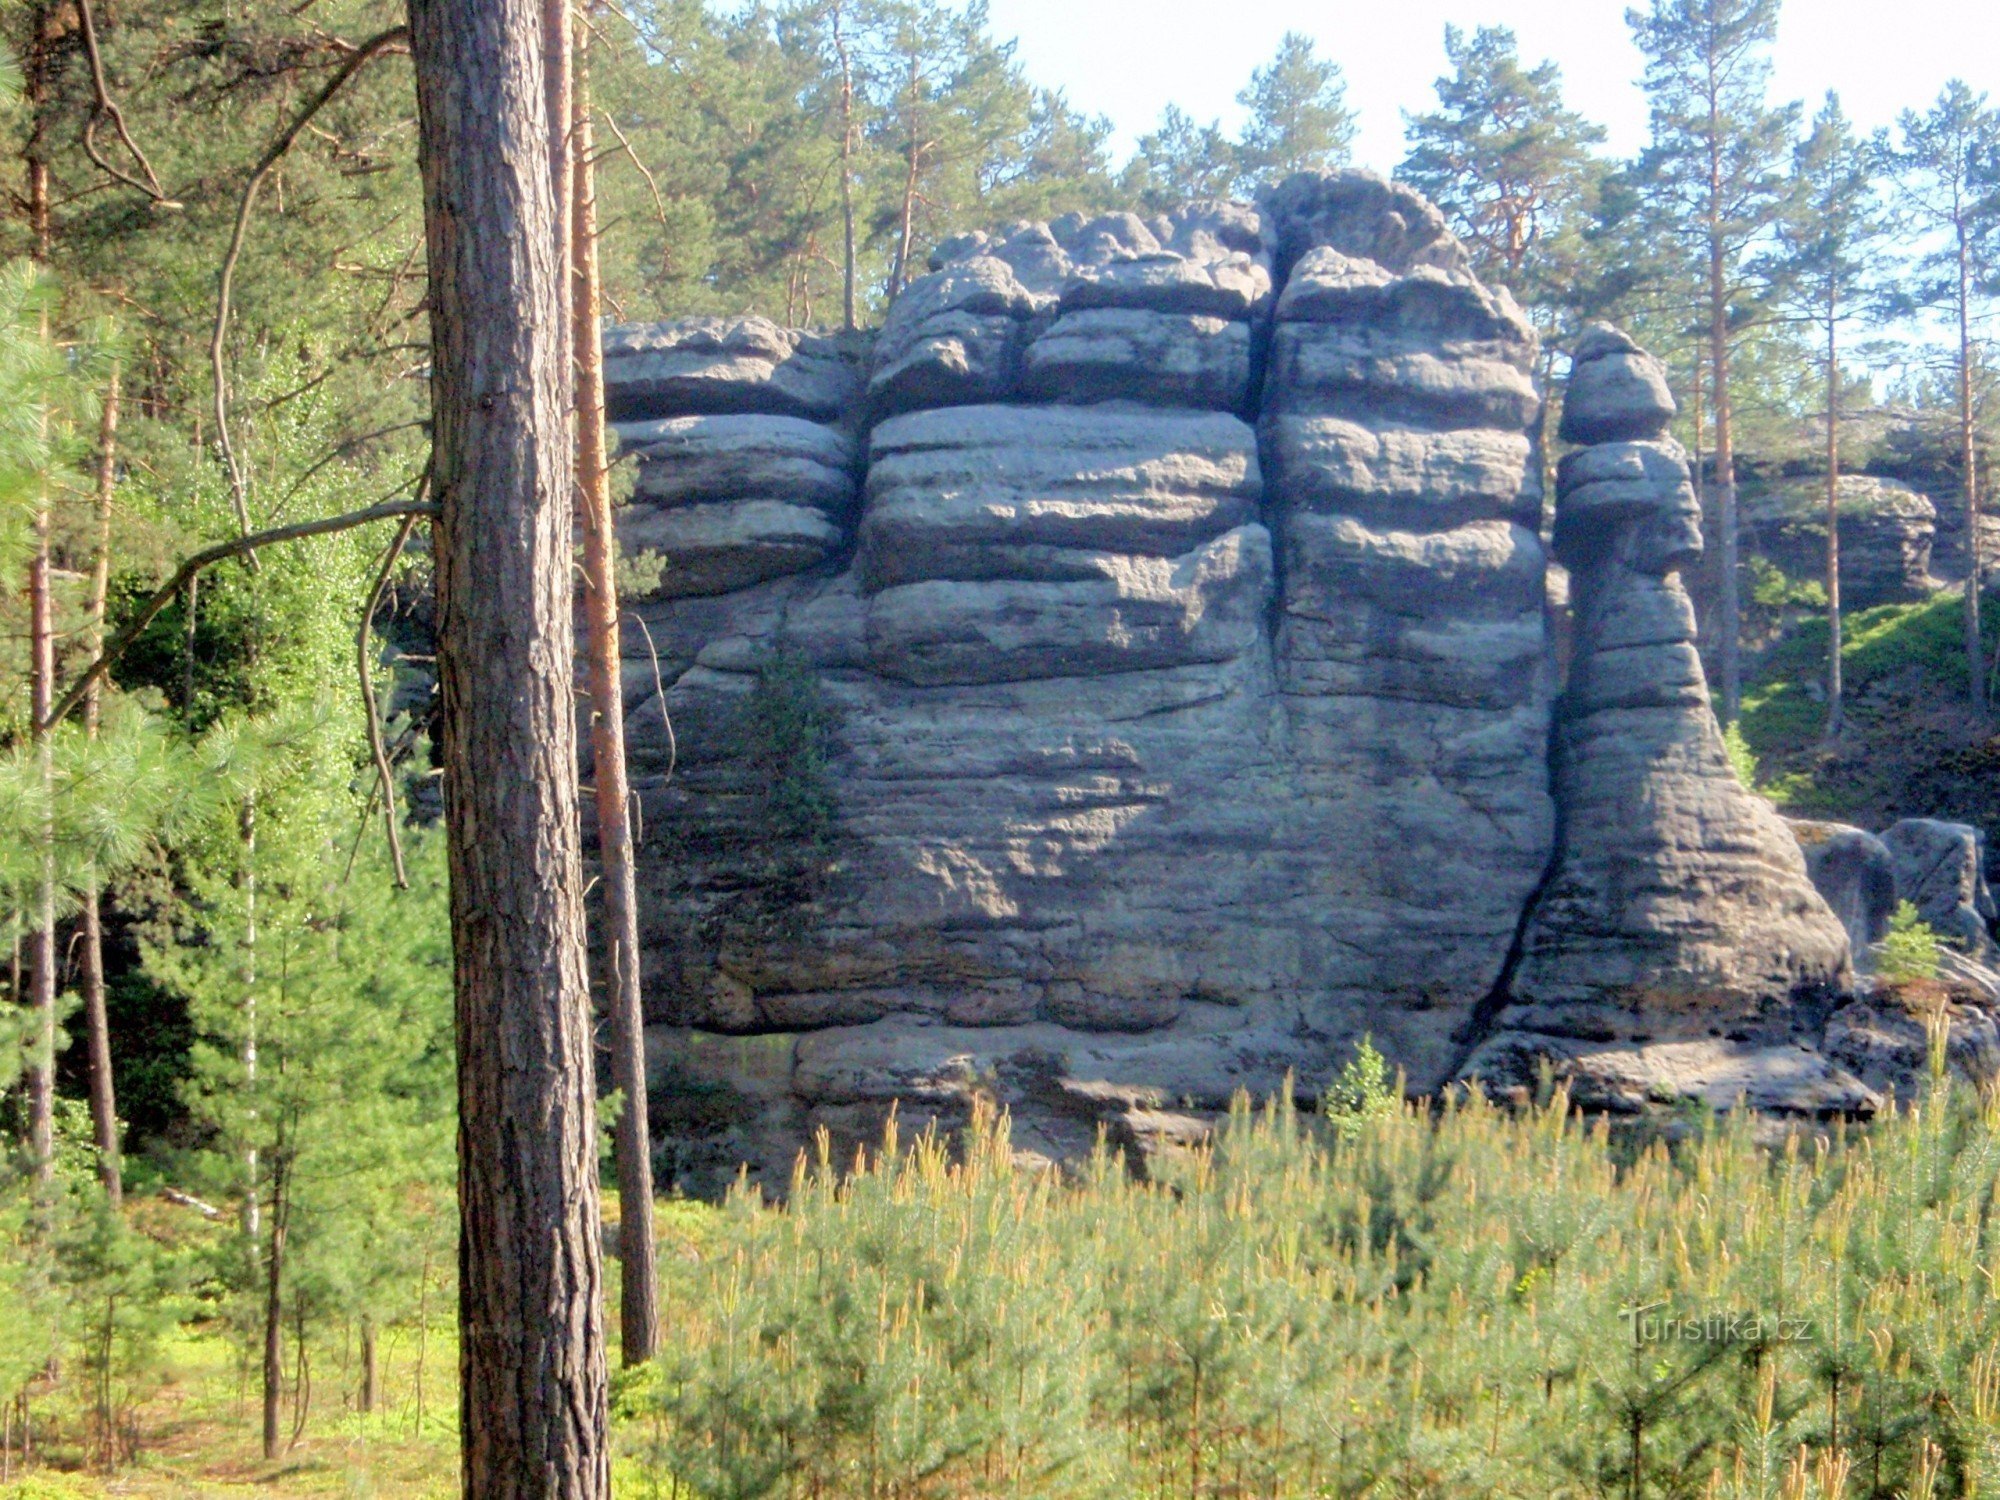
[1960,226,1986,722]
[359,1317,378,1415]
[832,6,857,331]
[407,0,610,1492]
[241,797,260,1246]
[22,0,56,1191]
[1825,295,1844,740]
[83,364,122,1205]
[27,491,55,1188]
[1709,238,1741,724]
[260,1150,289,1462]
[572,22,659,1368]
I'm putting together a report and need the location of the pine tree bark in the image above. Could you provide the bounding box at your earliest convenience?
[358,1316,378,1415]
[22,0,57,1190]
[406,0,609,1492]
[1959,222,1986,722]
[572,26,659,1368]
[832,4,858,331]
[261,1150,289,1462]
[1708,181,1741,726]
[83,363,122,1205]
[1825,291,1844,740]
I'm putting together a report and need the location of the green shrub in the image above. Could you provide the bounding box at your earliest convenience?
[1877,900,1943,983]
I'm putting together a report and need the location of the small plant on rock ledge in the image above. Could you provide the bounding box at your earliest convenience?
[731,650,842,922]
[1876,901,1943,984]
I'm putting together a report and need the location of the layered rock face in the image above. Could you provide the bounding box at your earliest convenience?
[1739,474,1939,607]
[1461,325,1857,1113]
[605,181,1867,1187]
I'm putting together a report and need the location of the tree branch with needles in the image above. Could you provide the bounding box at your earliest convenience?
[210,24,411,541]
[42,497,436,734]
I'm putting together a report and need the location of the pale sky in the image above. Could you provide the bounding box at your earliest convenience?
[980,0,2000,173]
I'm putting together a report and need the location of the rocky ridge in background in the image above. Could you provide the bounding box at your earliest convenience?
[597,174,1996,1192]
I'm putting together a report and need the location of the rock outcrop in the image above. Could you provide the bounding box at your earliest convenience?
[600,181,1879,1189]
[1458,323,1855,1113]
[1881,819,2000,963]
[1789,820,1900,957]
[1739,474,1938,607]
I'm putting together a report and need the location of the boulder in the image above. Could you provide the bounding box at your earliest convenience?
[1881,818,2000,961]
[1558,323,1676,445]
[615,413,857,512]
[1789,820,1900,956]
[618,498,844,599]
[602,316,861,422]
[869,206,1273,418]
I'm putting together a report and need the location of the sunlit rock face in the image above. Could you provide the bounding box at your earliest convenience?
[598,177,1854,1193]
[1458,325,1858,1116]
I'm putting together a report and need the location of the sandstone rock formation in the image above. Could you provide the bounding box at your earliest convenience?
[1458,323,1855,1113]
[1739,474,1939,607]
[1789,820,1900,957]
[602,180,1875,1188]
[1880,818,2000,963]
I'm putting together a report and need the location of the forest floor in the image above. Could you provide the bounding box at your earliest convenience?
[0,1197,719,1499]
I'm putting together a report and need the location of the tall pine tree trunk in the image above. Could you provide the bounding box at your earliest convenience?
[1825,294,1844,739]
[22,0,56,1190]
[572,20,658,1368]
[1960,225,1986,722]
[82,364,122,1205]
[832,5,857,330]
[1709,233,1741,724]
[406,0,609,1491]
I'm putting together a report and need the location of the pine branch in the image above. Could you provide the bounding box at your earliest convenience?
[74,0,179,208]
[43,497,436,733]
[210,24,412,541]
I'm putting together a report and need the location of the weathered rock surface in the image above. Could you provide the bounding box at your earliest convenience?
[870,206,1272,418]
[603,316,863,422]
[1462,327,1852,1108]
[1559,323,1676,446]
[1790,820,1900,957]
[1739,474,1938,606]
[1881,818,2000,961]
[598,175,1905,1191]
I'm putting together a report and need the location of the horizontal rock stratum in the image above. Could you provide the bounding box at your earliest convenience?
[596,173,1907,1192]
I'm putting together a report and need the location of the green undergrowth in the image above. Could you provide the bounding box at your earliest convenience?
[1739,591,2000,824]
[626,1065,2000,1500]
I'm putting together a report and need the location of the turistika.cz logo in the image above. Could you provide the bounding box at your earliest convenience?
[1619,1302,1814,1345]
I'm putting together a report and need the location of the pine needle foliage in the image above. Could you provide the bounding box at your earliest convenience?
[633,1078,2000,1500]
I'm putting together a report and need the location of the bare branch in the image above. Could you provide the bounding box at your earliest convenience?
[596,109,669,229]
[358,507,420,888]
[75,0,179,208]
[210,25,411,540]
[44,497,436,733]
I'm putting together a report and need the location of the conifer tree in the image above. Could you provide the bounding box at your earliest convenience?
[1398,26,1607,320]
[1625,0,1801,724]
[1890,82,2000,723]
[1234,32,1354,184]
[1123,105,1240,211]
[1772,94,1890,739]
